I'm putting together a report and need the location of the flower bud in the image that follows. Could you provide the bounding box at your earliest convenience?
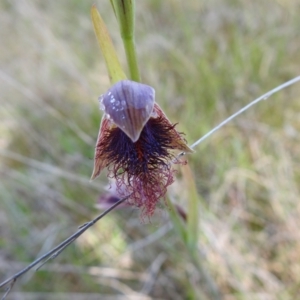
[99,80,155,142]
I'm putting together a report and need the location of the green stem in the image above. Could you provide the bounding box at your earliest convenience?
[110,0,141,82]
[123,36,141,82]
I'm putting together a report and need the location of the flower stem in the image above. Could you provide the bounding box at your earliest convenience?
[111,0,141,82]
[123,36,141,82]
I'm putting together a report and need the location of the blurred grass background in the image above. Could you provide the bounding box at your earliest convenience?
[1,0,300,299]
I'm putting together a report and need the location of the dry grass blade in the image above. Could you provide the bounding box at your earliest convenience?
[140,253,167,295]
[0,195,130,299]
[1,279,16,300]
[189,75,300,150]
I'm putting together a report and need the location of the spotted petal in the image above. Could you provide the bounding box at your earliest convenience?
[100,80,155,142]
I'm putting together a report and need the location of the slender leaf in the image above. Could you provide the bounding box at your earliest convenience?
[91,5,126,83]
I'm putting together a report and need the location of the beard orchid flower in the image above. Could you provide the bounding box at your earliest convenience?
[91,80,193,217]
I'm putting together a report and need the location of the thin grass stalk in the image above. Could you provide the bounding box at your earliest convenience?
[189,76,300,150]
[0,195,130,299]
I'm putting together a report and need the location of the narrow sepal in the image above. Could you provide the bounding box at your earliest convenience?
[91,116,115,180]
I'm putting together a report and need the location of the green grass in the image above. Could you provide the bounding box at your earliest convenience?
[1,0,300,299]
